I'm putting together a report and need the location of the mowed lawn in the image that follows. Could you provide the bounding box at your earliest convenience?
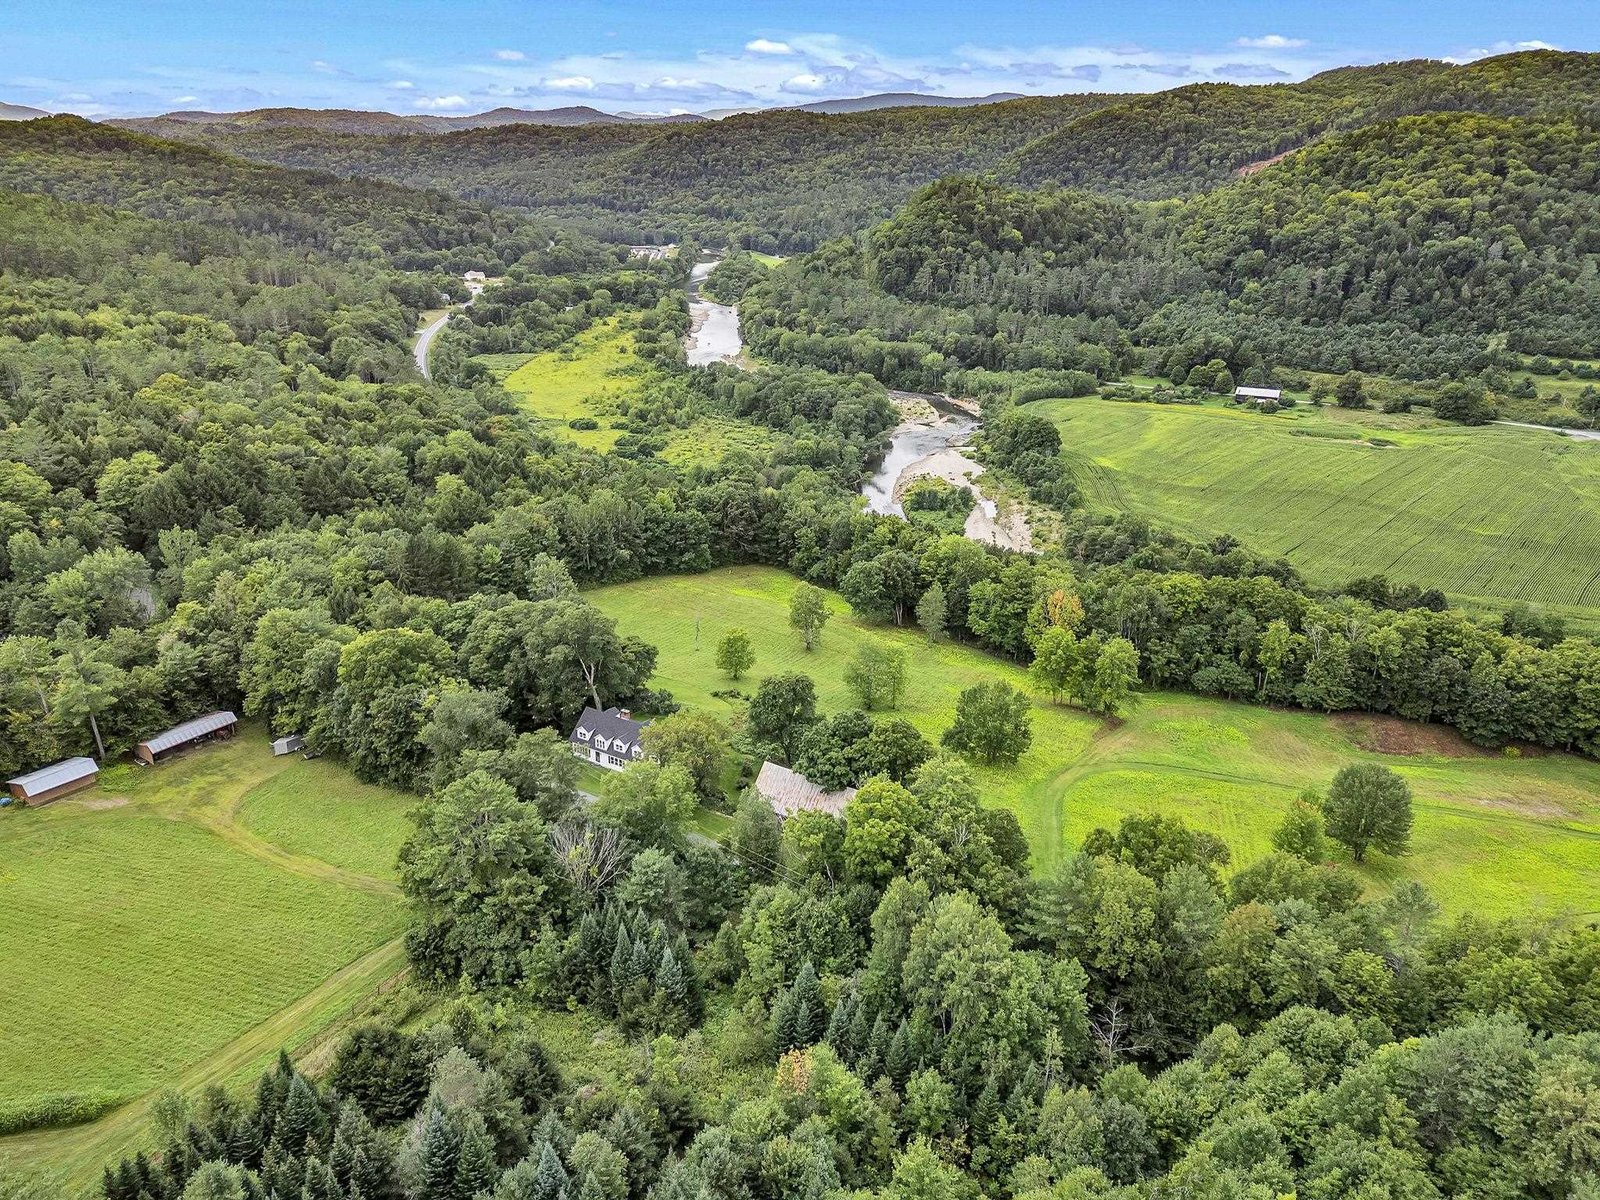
[1041,397,1600,618]
[237,760,414,881]
[589,566,1600,916]
[0,736,406,1126]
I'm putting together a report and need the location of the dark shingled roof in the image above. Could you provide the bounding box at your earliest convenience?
[568,706,648,754]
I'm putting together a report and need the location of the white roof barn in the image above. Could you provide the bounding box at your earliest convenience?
[1234,386,1282,403]
[6,757,98,805]
[755,761,857,820]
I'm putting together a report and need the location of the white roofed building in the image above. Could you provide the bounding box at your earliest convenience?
[755,761,857,820]
[6,757,98,805]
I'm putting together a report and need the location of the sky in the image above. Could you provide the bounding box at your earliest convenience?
[4,0,1597,117]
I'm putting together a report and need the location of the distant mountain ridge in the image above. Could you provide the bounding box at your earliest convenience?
[104,91,1030,135]
[0,102,50,121]
[109,104,706,135]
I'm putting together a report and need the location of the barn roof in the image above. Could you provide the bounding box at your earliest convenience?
[7,756,98,797]
[755,761,857,819]
[1234,386,1282,400]
[139,710,237,754]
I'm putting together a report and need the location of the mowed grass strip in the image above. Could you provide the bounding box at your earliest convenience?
[1039,397,1600,614]
[0,738,406,1113]
[237,760,415,881]
[588,567,1600,915]
[493,317,649,450]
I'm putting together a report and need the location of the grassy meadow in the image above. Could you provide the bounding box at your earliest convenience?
[486,317,646,450]
[1039,397,1600,621]
[589,566,1600,916]
[479,322,775,468]
[0,735,407,1186]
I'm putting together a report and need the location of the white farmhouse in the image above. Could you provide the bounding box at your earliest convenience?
[568,706,648,771]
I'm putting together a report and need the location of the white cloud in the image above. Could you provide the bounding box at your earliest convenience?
[389,79,415,89]
[785,72,825,91]
[545,75,595,91]
[1444,38,1558,63]
[746,38,794,55]
[174,95,198,103]
[1235,35,1307,49]
[494,49,525,60]
[417,94,469,109]
[310,59,338,73]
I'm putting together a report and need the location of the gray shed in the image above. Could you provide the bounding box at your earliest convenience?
[271,734,306,756]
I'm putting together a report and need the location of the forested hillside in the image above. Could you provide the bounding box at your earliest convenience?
[1010,49,1600,196]
[119,96,1124,250]
[111,50,1600,250]
[739,111,1600,389]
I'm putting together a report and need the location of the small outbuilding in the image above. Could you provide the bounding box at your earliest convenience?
[755,761,857,820]
[135,711,238,765]
[1234,386,1283,405]
[271,734,305,757]
[6,757,99,806]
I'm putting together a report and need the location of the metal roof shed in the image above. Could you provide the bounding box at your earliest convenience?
[7,757,99,805]
[135,711,238,765]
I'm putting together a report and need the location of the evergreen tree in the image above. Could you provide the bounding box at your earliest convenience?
[530,1143,570,1200]
[887,1019,914,1085]
[417,1102,461,1200]
[455,1112,501,1200]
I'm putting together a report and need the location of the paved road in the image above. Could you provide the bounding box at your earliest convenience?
[1493,419,1600,442]
[412,282,484,380]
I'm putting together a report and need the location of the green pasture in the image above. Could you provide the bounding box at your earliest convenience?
[1038,396,1600,618]
[237,760,414,880]
[490,317,650,450]
[589,566,1600,916]
[0,734,407,1187]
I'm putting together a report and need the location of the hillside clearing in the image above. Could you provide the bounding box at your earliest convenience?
[488,317,651,449]
[587,567,1600,914]
[1041,397,1600,621]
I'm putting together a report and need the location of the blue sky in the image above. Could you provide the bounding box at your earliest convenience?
[5,0,1596,116]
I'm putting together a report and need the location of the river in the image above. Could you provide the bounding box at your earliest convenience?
[685,258,744,367]
[864,392,1032,551]
[681,259,1029,549]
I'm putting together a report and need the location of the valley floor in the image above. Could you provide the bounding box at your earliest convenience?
[587,566,1600,915]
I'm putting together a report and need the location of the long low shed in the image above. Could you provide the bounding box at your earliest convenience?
[6,757,99,805]
[135,711,239,765]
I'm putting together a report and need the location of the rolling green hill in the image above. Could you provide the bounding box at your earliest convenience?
[108,50,1600,250]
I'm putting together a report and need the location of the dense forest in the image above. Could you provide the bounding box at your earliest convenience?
[733,111,1600,397]
[3,55,1600,1199]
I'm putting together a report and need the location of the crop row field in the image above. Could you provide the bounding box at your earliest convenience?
[588,566,1600,915]
[1037,397,1600,619]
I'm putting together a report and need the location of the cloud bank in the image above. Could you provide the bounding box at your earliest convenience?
[6,28,1568,118]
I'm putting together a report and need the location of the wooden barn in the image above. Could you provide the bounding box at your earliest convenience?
[6,757,99,805]
[135,711,238,765]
